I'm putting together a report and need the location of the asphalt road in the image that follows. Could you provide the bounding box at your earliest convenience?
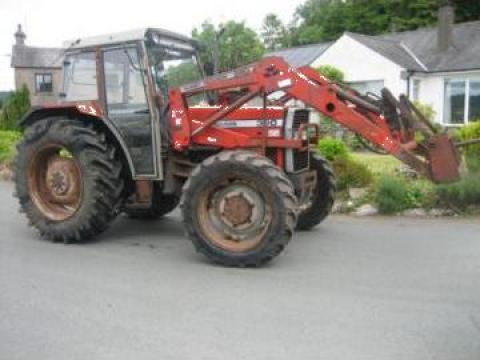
[1,181,480,360]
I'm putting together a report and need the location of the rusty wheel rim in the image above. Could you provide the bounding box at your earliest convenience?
[197,179,273,253]
[28,144,82,221]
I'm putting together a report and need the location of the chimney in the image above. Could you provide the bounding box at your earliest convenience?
[438,0,454,52]
[14,24,26,46]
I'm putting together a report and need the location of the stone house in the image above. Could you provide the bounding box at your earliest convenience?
[10,25,63,106]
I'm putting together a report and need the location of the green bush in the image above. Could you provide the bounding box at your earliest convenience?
[333,155,373,191]
[456,122,480,173]
[413,100,436,123]
[374,176,413,214]
[318,137,373,190]
[0,130,22,164]
[315,65,345,83]
[436,174,480,211]
[317,137,349,162]
[0,85,30,131]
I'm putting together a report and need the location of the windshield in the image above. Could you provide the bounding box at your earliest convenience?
[148,45,203,104]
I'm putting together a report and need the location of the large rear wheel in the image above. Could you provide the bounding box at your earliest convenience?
[181,151,297,267]
[15,118,125,242]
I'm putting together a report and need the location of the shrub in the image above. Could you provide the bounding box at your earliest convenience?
[0,85,30,131]
[456,122,480,173]
[413,100,436,123]
[317,137,349,162]
[332,155,373,191]
[374,176,413,214]
[315,65,345,83]
[318,137,373,190]
[0,130,22,164]
[436,174,480,211]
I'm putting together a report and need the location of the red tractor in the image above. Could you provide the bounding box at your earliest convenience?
[15,28,462,267]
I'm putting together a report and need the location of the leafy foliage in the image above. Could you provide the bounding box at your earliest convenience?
[316,65,345,83]
[0,85,31,131]
[289,0,480,45]
[0,130,22,164]
[436,173,480,211]
[318,137,373,190]
[333,155,374,191]
[413,100,436,123]
[261,14,290,51]
[192,21,265,72]
[456,121,480,173]
[317,137,349,161]
[374,176,414,214]
[165,61,201,89]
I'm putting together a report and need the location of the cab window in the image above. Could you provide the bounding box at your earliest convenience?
[63,52,98,101]
[104,48,148,115]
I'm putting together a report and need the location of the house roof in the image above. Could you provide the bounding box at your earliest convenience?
[267,42,332,67]
[11,45,63,69]
[346,20,480,73]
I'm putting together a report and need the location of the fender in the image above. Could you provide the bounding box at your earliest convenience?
[20,101,136,178]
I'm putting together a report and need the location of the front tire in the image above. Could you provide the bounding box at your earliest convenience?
[181,151,297,267]
[15,118,125,242]
[296,153,336,230]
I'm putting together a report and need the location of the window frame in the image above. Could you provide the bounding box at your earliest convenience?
[443,76,480,126]
[35,73,53,93]
[62,50,99,102]
[102,45,149,116]
[348,80,385,97]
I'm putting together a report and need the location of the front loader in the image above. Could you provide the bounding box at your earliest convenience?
[15,28,467,267]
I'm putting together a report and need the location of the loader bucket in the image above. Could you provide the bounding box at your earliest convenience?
[426,133,461,183]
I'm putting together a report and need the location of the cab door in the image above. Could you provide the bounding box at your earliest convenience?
[103,46,157,177]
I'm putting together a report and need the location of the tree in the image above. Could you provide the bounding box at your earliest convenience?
[290,0,480,46]
[0,85,30,131]
[192,21,265,72]
[165,61,201,89]
[261,14,289,51]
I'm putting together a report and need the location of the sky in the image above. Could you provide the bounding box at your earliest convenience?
[0,0,303,91]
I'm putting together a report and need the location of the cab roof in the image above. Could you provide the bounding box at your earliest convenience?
[63,27,197,52]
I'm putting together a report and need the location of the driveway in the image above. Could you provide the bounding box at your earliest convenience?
[1,181,479,360]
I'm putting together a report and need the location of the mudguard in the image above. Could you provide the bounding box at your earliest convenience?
[20,101,137,179]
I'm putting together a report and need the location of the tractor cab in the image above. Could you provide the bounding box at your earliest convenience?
[60,28,203,179]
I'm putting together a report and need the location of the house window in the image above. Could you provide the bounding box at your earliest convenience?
[444,78,480,125]
[349,80,384,96]
[35,73,53,93]
[412,80,421,101]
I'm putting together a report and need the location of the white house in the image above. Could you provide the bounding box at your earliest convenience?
[269,3,480,127]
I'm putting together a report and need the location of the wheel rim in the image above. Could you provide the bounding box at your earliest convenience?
[196,178,273,253]
[28,144,82,221]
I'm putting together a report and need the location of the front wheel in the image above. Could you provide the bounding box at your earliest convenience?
[181,151,297,267]
[296,153,336,230]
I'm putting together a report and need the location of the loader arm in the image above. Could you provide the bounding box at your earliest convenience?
[170,56,461,183]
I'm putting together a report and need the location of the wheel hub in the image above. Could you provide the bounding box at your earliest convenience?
[207,183,268,243]
[28,145,82,221]
[45,156,81,205]
[221,192,254,227]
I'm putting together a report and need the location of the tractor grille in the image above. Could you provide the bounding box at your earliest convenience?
[285,109,310,172]
[293,150,309,171]
[292,109,310,135]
